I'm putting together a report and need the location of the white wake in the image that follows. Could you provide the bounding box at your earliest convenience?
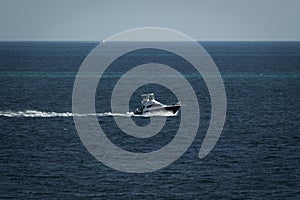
[0,110,177,118]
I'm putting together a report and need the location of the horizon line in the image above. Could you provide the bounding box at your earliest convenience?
[0,40,300,42]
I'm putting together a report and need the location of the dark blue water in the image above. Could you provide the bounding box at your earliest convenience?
[0,42,299,199]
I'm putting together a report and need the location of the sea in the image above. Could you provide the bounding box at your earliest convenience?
[0,41,299,199]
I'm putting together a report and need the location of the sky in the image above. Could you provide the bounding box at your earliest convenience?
[0,0,299,41]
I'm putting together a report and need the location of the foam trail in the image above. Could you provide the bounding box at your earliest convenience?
[0,110,177,118]
[0,110,126,118]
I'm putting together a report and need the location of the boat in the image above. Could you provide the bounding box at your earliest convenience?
[133,93,181,115]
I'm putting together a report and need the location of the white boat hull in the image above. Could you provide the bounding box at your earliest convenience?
[134,104,180,115]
